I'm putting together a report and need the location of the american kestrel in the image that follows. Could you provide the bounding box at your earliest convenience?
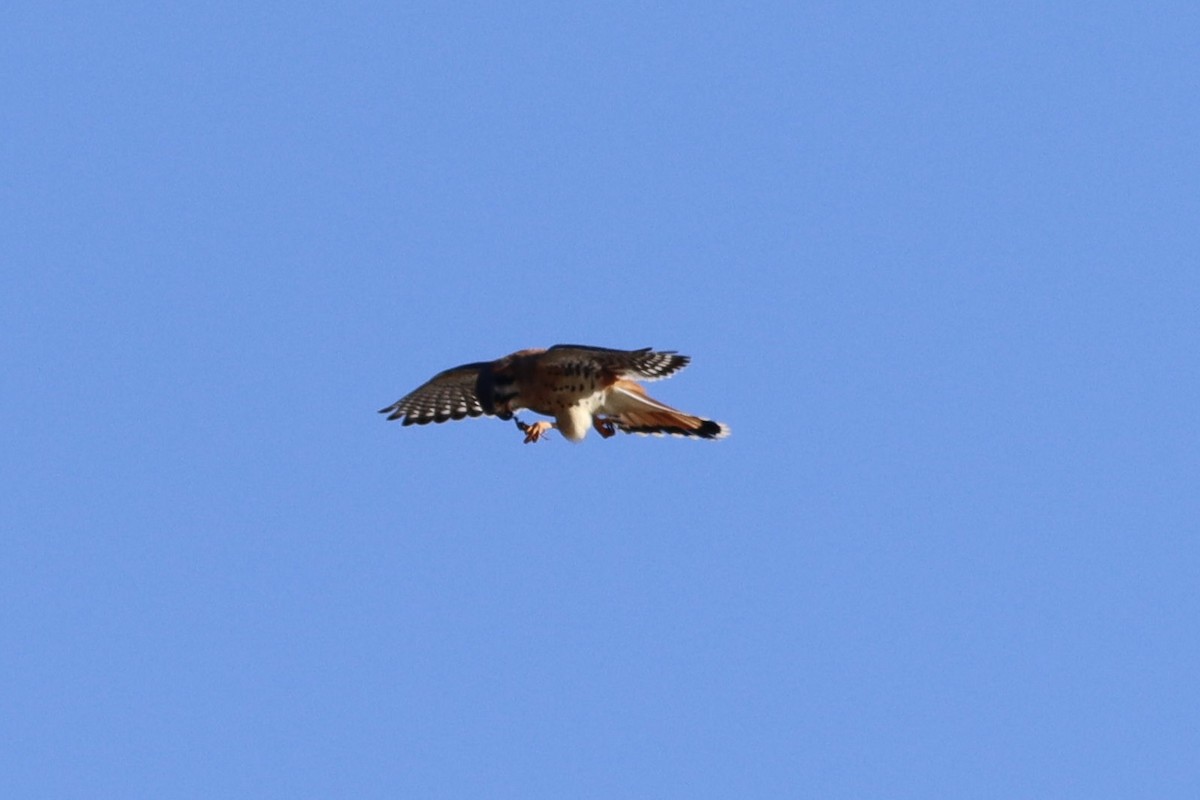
[379,344,729,443]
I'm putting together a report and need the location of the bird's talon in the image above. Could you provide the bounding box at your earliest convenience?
[593,416,617,438]
[519,420,555,443]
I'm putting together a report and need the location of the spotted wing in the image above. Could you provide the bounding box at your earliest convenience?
[378,362,490,426]
[543,344,690,382]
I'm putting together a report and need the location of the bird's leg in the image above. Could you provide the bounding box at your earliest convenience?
[515,417,555,443]
[593,416,617,439]
[523,421,555,443]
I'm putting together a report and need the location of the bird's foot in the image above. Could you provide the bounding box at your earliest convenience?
[516,418,554,443]
[593,416,617,439]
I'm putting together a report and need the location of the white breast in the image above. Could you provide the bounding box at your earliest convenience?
[555,395,603,442]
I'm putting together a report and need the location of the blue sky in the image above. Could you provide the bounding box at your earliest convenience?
[3,3,1197,797]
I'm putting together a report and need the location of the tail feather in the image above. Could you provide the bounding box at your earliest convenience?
[603,381,730,440]
[614,410,729,439]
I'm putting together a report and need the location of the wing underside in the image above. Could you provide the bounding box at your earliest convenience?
[378,362,491,425]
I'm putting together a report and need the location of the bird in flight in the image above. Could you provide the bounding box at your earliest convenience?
[379,344,729,443]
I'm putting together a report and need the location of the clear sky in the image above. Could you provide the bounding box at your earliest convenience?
[3,3,1197,797]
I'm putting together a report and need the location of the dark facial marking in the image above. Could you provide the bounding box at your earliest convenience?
[476,368,516,415]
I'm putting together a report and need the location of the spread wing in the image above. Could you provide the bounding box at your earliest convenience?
[542,344,690,381]
[378,362,491,425]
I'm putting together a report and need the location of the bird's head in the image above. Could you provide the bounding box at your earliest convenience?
[476,365,518,419]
